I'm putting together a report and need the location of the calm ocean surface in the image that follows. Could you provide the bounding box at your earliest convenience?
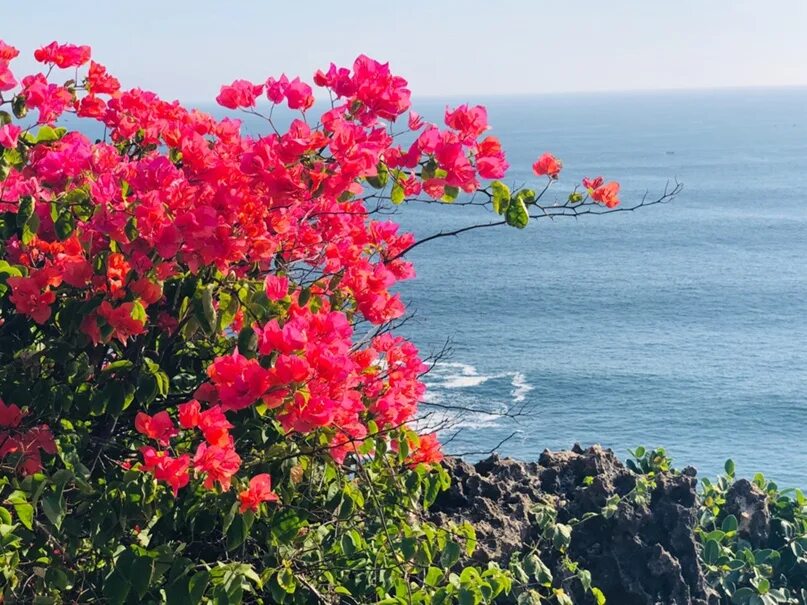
[70,88,807,486]
[391,89,807,487]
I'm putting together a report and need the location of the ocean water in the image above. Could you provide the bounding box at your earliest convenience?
[62,88,807,486]
[391,89,807,487]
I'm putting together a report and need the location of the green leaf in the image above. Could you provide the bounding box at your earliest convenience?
[103,570,131,605]
[237,327,258,357]
[8,491,33,530]
[425,566,443,587]
[277,567,296,594]
[195,286,217,335]
[41,492,65,530]
[130,556,156,599]
[226,513,252,551]
[505,196,529,229]
[16,196,34,228]
[441,185,460,203]
[592,587,607,605]
[54,210,74,240]
[440,541,462,569]
[703,539,720,565]
[516,189,537,205]
[490,181,510,215]
[724,459,736,476]
[188,570,210,604]
[130,300,148,323]
[391,182,405,204]
[366,162,388,189]
[34,125,64,143]
[721,514,738,533]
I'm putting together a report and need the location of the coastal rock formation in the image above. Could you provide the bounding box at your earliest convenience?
[432,445,719,605]
[723,478,771,548]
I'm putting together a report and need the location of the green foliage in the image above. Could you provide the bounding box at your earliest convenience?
[697,464,807,604]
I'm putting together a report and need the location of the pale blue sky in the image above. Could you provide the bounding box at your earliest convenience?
[4,1,806,101]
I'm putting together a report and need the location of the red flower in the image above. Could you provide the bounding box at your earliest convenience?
[532,153,562,179]
[153,454,190,496]
[582,176,604,191]
[0,400,23,428]
[7,275,57,324]
[0,41,20,61]
[139,447,189,496]
[406,433,443,467]
[198,405,233,447]
[177,400,201,429]
[86,61,120,95]
[134,411,178,446]
[591,181,621,208]
[238,473,279,513]
[98,301,147,344]
[193,442,241,491]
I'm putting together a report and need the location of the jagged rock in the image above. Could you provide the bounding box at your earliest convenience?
[431,445,720,605]
[723,478,770,548]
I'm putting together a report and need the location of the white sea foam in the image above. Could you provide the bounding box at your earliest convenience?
[510,372,534,403]
[423,362,500,389]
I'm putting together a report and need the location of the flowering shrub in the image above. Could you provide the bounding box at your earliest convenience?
[0,40,643,604]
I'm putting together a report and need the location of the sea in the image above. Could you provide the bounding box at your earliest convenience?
[390,89,807,488]
[65,87,807,487]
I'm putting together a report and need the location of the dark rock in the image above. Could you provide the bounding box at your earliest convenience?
[723,479,770,548]
[431,445,720,605]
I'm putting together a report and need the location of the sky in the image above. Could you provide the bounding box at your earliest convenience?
[3,1,807,102]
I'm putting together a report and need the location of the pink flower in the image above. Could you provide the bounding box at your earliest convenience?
[475,136,509,179]
[285,77,314,111]
[265,75,289,103]
[532,153,562,179]
[265,274,289,301]
[207,352,272,411]
[0,61,17,92]
[445,104,488,143]
[0,124,21,149]
[216,79,263,109]
[34,41,91,68]
[407,111,424,131]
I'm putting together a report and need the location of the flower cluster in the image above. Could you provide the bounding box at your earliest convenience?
[0,40,621,504]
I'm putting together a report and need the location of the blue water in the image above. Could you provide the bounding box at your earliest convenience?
[64,89,807,486]
[390,89,807,487]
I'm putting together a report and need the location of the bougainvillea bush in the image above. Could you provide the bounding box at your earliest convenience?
[0,40,638,604]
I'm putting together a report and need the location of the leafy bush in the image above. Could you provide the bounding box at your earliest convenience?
[0,40,637,603]
[627,448,807,605]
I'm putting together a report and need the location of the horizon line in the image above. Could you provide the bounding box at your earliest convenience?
[179,83,807,106]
